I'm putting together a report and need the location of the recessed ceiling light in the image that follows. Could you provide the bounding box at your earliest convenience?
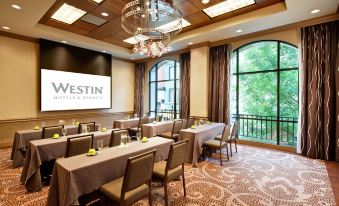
[101,12,109,17]
[61,40,67,44]
[102,50,107,53]
[2,26,10,30]
[51,3,86,24]
[11,4,22,10]
[310,9,320,14]
[188,42,193,45]
[91,0,104,3]
[156,18,191,33]
[123,34,149,44]
[202,0,210,4]
[236,29,243,33]
[203,0,255,18]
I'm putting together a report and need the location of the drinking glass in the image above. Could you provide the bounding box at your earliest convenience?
[72,119,75,125]
[97,124,101,131]
[97,140,103,152]
[136,131,141,141]
[62,128,67,136]
[41,121,46,128]
[121,134,128,146]
[82,125,88,134]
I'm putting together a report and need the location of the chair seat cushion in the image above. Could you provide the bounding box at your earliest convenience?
[159,132,179,139]
[203,139,227,148]
[214,134,222,140]
[152,160,183,181]
[129,127,140,132]
[100,177,149,205]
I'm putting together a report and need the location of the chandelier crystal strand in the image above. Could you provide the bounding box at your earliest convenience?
[122,0,183,57]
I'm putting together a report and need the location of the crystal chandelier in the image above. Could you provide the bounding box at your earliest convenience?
[122,0,183,57]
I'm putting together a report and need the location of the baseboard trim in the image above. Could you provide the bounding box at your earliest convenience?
[237,139,296,153]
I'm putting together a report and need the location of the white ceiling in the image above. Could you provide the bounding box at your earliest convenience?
[0,0,338,60]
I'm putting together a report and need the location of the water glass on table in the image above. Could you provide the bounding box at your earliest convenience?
[62,128,67,136]
[97,140,103,153]
[97,124,101,132]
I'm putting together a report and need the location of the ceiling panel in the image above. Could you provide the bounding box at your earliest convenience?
[39,0,285,48]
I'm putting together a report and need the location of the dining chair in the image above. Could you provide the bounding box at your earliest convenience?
[65,134,94,158]
[156,114,163,122]
[41,125,64,139]
[215,122,238,156]
[203,125,231,165]
[128,116,148,137]
[78,122,96,134]
[229,122,238,156]
[100,149,157,206]
[159,119,183,141]
[185,117,195,129]
[152,140,189,206]
[109,129,128,147]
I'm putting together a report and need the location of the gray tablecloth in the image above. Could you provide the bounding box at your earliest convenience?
[142,121,174,137]
[46,137,173,206]
[114,117,154,129]
[179,123,224,167]
[10,125,79,168]
[20,129,113,192]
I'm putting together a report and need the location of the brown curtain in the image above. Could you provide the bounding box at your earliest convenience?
[179,52,190,118]
[300,20,339,161]
[208,44,230,124]
[134,62,146,116]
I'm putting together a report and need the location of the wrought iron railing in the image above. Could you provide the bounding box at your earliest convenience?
[232,114,298,146]
[151,109,177,120]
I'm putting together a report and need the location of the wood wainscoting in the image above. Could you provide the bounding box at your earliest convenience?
[0,111,133,148]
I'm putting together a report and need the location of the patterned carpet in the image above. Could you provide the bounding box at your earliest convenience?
[0,145,336,206]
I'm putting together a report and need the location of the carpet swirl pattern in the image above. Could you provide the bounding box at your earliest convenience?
[0,145,336,206]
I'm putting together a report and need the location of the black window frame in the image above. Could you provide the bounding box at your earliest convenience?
[149,60,180,119]
[232,40,299,146]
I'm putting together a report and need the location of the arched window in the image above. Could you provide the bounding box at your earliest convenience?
[149,60,180,119]
[231,40,299,147]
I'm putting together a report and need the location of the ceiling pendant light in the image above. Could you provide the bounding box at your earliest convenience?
[122,0,189,57]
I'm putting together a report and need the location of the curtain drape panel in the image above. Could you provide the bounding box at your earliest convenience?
[300,20,339,162]
[208,44,231,124]
[179,52,191,119]
[134,62,146,116]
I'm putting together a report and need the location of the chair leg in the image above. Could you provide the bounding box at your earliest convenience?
[219,148,222,166]
[235,139,238,153]
[182,171,187,197]
[225,144,229,160]
[202,147,206,161]
[148,181,152,206]
[229,142,233,157]
[164,179,168,206]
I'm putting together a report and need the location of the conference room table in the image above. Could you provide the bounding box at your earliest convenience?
[46,137,173,206]
[20,129,114,192]
[114,117,154,129]
[142,121,174,137]
[142,119,188,138]
[179,123,224,167]
[11,125,77,168]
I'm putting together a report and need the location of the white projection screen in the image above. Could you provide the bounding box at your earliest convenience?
[40,39,112,111]
[41,69,111,111]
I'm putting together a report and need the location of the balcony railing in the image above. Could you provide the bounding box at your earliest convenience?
[232,114,298,147]
[151,109,177,120]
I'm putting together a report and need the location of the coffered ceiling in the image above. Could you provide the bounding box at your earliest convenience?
[39,0,284,48]
[0,0,338,60]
